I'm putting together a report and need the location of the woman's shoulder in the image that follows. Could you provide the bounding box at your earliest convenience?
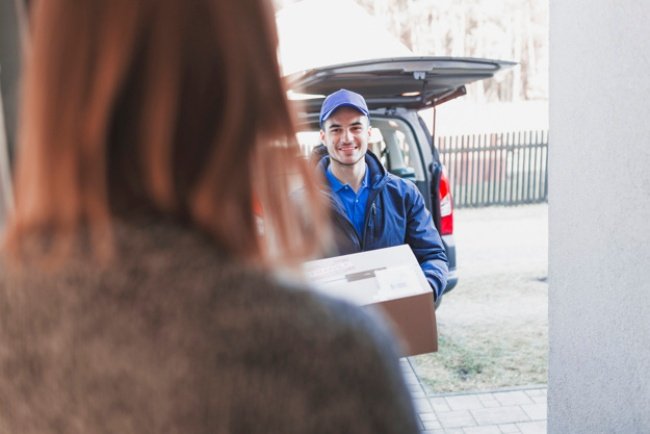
[203,273,420,432]
[0,222,400,363]
[0,222,420,433]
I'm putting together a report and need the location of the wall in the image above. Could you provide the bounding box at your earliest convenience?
[549,1,650,432]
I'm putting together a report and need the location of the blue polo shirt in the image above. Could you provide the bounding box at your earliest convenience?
[326,164,371,239]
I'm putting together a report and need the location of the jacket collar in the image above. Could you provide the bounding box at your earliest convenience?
[316,149,388,191]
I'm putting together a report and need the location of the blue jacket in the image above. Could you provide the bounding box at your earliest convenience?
[317,151,449,301]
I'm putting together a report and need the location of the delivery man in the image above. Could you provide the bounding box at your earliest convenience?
[314,89,448,303]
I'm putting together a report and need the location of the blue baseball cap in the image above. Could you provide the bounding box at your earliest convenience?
[319,89,369,126]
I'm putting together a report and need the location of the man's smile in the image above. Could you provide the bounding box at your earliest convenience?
[337,144,359,153]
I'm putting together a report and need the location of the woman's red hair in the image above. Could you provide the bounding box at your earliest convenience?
[5,0,327,266]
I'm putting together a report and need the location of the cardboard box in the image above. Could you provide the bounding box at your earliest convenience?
[303,245,437,356]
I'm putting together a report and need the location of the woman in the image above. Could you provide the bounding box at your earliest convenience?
[0,1,420,433]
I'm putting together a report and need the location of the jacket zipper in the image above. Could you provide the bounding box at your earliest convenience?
[361,198,378,250]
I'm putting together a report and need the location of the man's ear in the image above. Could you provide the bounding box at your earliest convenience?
[320,129,326,142]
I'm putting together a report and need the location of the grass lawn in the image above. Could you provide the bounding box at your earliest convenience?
[411,271,548,393]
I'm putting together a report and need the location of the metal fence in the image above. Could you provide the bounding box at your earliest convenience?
[437,130,548,208]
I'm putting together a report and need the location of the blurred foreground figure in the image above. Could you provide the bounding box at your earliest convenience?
[0,1,419,432]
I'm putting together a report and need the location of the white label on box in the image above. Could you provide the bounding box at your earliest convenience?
[374,265,422,302]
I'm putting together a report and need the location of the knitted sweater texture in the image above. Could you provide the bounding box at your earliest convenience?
[0,222,419,433]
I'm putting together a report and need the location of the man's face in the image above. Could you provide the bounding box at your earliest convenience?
[320,107,370,168]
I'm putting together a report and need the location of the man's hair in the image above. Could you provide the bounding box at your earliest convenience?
[5,0,328,266]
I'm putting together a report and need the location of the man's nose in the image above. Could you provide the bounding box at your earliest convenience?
[341,128,353,143]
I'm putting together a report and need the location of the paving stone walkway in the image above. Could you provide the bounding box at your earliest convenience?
[401,359,547,434]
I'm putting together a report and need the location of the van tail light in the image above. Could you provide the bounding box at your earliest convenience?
[439,169,454,235]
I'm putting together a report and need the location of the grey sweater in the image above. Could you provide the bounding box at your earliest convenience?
[0,222,420,433]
